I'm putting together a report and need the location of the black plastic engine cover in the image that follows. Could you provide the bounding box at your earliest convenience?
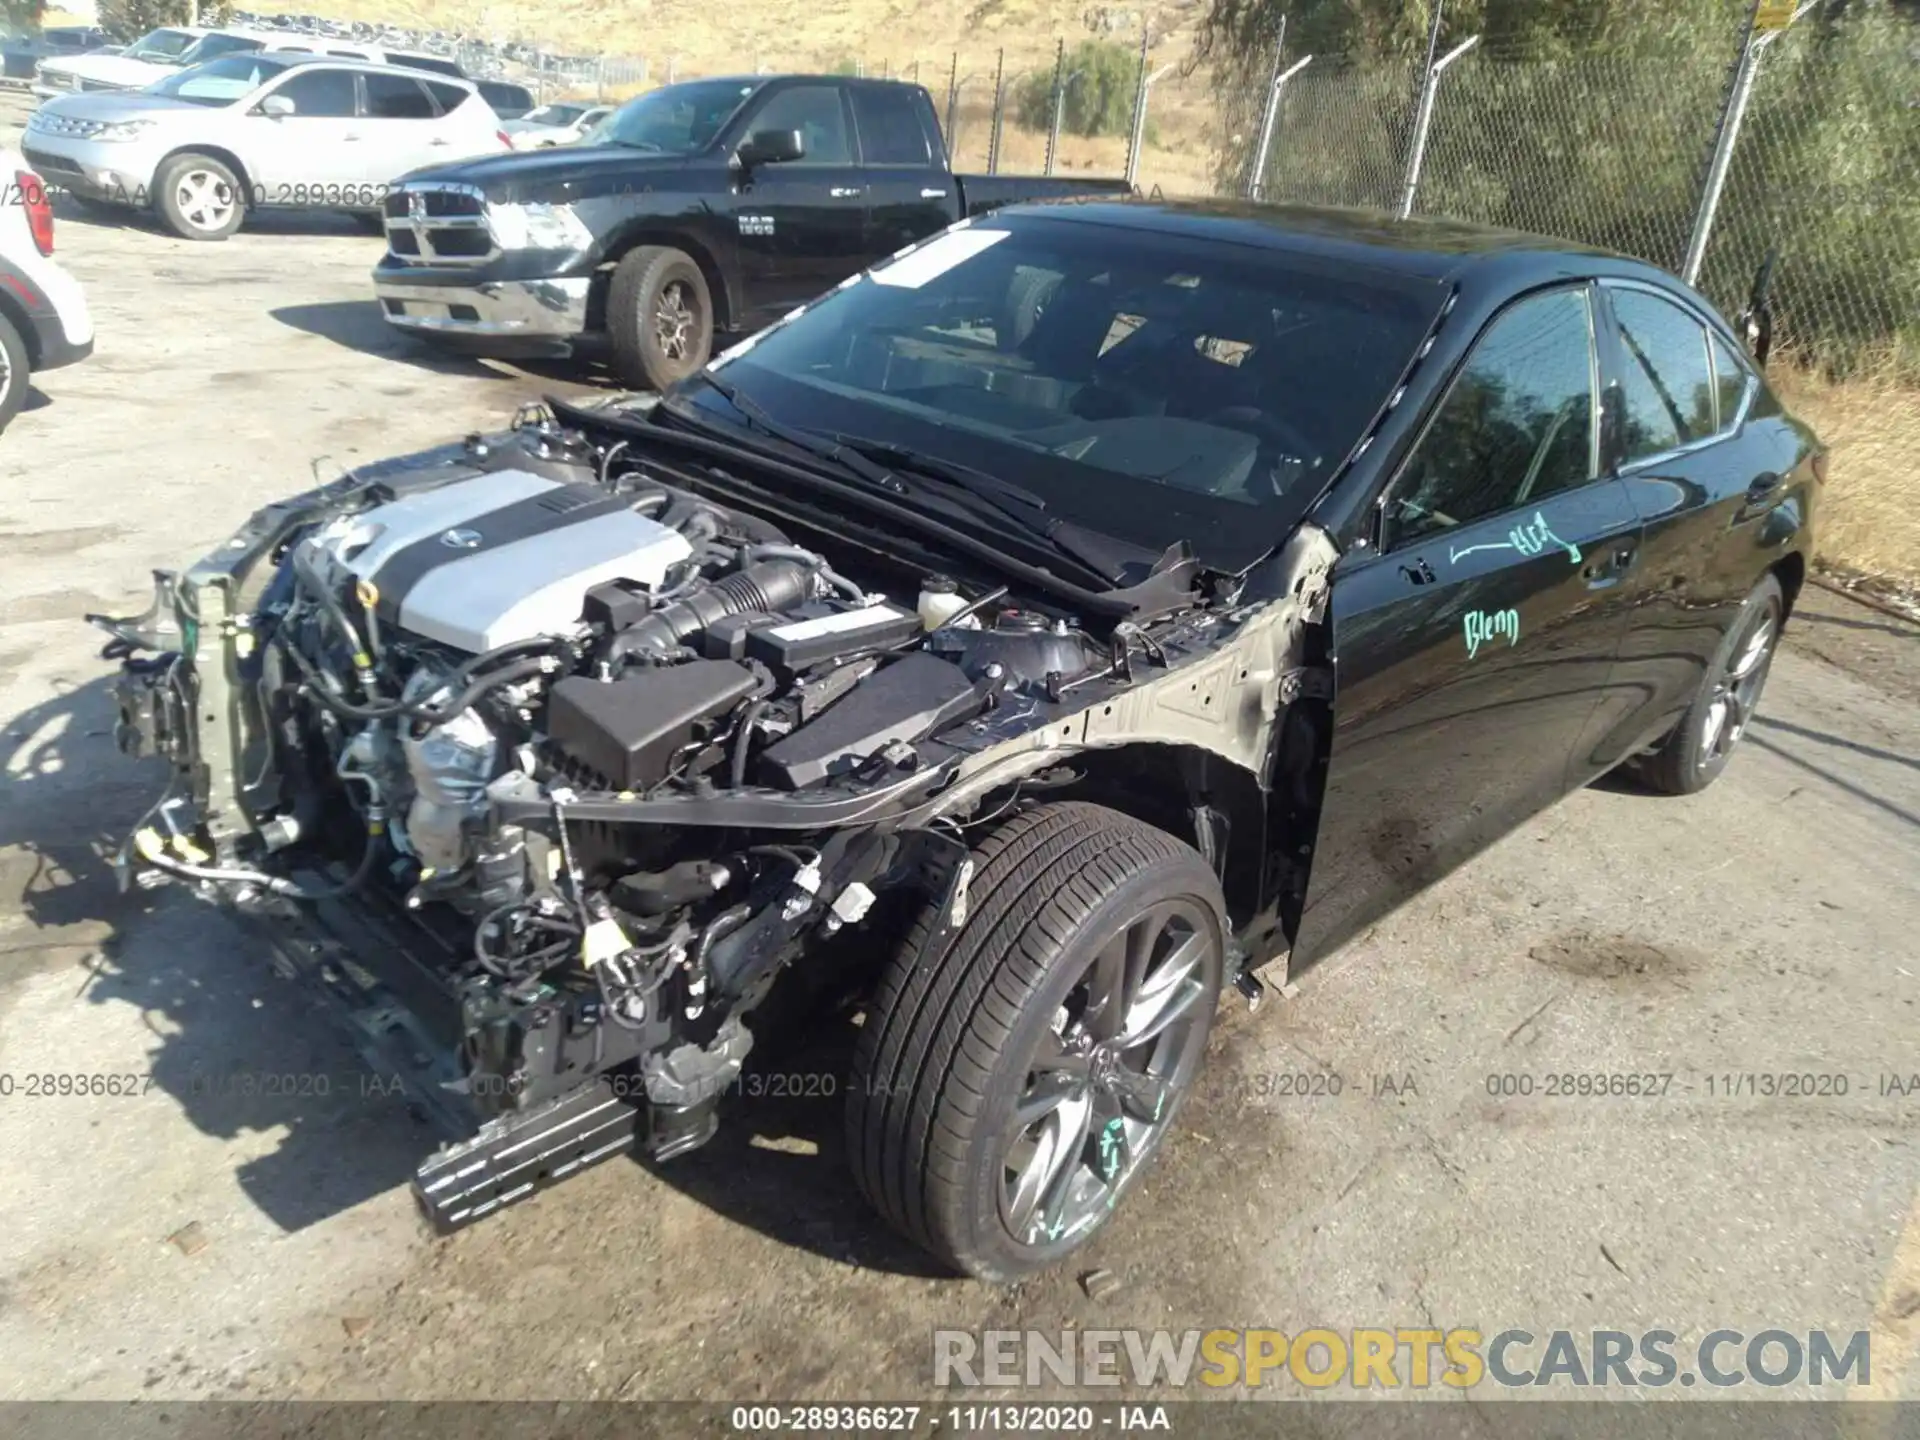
[548,662,758,790]
[758,652,984,790]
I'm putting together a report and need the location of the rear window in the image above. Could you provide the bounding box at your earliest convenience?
[391,52,462,77]
[364,72,435,118]
[852,84,934,165]
[478,80,534,117]
[422,78,471,114]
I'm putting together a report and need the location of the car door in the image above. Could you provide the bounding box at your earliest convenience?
[1290,283,1646,970]
[243,65,365,195]
[728,80,870,322]
[849,81,958,259]
[355,70,451,182]
[1572,281,1817,778]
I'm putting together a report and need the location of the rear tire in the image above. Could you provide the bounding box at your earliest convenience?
[607,244,713,392]
[153,152,245,241]
[1630,574,1784,795]
[0,312,32,433]
[847,802,1227,1281]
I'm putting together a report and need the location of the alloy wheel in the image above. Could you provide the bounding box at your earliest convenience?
[1699,605,1777,770]
[998,897,1219,1249]
[653,280,696,362]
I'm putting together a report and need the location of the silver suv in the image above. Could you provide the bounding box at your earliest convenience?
[23,51,508,240]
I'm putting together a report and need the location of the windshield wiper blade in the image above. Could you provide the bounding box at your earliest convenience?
[680,371,910,496]
[669,377,1129,585]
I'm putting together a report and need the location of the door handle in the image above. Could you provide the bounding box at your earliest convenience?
[343,133,362,141]
[1745,471,1783,502]
[428,138,452,147]
[829,185,862,198]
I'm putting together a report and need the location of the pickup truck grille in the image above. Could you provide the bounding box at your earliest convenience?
[382,182,496,266]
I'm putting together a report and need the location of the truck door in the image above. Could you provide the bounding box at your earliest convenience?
[849,81,960,259]
[729,81,869,325]
[1290,284,1645,971]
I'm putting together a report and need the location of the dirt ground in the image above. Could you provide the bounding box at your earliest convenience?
[1,95,1918,1410]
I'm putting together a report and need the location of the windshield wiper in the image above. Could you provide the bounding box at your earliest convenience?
[674,376,1131,582]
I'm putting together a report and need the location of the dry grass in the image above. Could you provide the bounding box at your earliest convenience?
[1772,365,1920,585]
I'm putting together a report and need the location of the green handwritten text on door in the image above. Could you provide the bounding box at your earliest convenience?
[1464,609,1520,658]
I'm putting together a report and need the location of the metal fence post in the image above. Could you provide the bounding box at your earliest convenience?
[1123,25,1150,185]
[1398,35,1480,219]
[1681,0,1813,284]
[1043,38,1065,176]
[666,54,677,84]
[988,49,1006,175]
[1125,62,1176,188]
[944,53,960,146]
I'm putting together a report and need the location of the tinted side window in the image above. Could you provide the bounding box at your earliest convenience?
[852,84,933,164]
[273,68,357,118]
[750,84,852,163]
[364,73,435,119]
[1389,288,1598,547]
[393,54,463,77]
[1710,334,1752,431]
[422,78,470,114]
[1610,287,1715,461]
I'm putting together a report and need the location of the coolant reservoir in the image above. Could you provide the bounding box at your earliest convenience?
[918,574,971,630]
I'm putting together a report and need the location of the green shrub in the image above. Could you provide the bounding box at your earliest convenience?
[1012,39,1140,138]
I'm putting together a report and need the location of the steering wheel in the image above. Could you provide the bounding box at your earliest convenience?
[1204,406,1322,494]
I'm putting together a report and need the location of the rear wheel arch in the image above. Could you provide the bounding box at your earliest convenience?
[0,286,42,368]
[1770,550,1805,623]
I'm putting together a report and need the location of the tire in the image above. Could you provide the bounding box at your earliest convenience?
[1631,573,1784,796]
[153,152,245,241]
[0,312,32,434]
[848,802,1227,1281]
[607,245,714,392]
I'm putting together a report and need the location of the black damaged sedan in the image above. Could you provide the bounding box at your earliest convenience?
[95,201,1820,1280]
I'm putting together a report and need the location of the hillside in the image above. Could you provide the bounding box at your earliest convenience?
[294,0,1209,78]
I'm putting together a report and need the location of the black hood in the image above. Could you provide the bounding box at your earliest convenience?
[397,146,701,205]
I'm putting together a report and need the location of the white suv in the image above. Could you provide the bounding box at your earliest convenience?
[32,28,469,102]
[0,153,93,432]
[23,53,509,241]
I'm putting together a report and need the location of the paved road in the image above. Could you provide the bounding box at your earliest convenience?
[0,137,1916,1407]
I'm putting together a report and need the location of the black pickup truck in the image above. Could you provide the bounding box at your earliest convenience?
[372,73,1134,389]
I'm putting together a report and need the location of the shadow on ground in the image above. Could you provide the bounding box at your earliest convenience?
[0,671,944,1271]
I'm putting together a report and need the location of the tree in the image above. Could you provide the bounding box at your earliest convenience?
[98,0,231,43]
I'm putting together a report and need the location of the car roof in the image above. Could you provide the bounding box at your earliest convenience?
[1000,197,1689,293]
[274,54,474,85]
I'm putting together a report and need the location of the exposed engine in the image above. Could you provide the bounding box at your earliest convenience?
[89,408,1234,1226]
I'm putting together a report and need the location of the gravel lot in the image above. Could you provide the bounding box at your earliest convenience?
[1,95,1917,1408]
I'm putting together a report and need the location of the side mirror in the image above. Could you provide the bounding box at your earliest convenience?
[259,93,295,118]
[736,127,804,168]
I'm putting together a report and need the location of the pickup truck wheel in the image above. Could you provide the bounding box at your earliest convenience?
[608,245,713,392]
[848,802,1226,1281]
[0,312,31,433]
[153,153,245,241]
[1630,573,1783,796]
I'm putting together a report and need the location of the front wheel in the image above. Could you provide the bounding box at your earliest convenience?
[1631,573,1784,795]
[153,153,245,240]
[607,244,713,392]
[848,802,1226,1281]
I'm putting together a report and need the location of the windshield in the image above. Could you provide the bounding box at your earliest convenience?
[148,52,293,104]
[523,102,586,126]
[599,78,756,155]
[172,33,263,67]
[686,213,1447,568]
[124,28,197,62]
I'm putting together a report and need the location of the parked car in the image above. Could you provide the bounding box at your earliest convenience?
[89,201,1818,1278]
[23,54,510,240]
[0,154,92,430]
[475,79,536,119]
[33,27,468,100]
[2,26,111,81]
[373,73,1134,390]
[31,25,204,98]
[502,101,612,149]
